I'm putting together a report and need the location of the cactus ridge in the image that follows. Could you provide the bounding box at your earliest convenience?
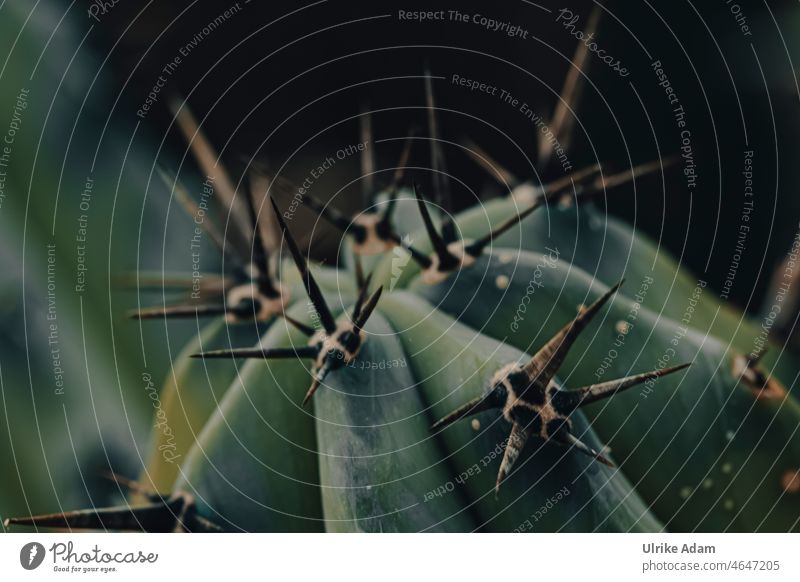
[192,199,383,407]
[431,281,690,493]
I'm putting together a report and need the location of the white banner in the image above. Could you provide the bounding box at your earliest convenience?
[0,534,796,581]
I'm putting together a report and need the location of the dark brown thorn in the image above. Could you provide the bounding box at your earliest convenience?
[380,129,417,226]
[354,253,366,291]
[390,129,417,189]
[191,346,319,360]
[565,363,691,409]
[353,286,383,333]
[461,138,520,188]
[247,165,282,253]
[299,191,361,235]
[413,184,457,268]
[539,4,602,166]
[408,246,433,268]
[523,280,624,385]
[464,201,542,257]
[731,351,786,400]
[430,390,504,431]
[558,432,614,467]
[424,67,452,213]
[129,303,231,320]
[587,157,677,196]
[303,360,334,406]
[351,272,374,320]
[360,104,375,205]
[99,470,162,502]
[3,497,185,532]
[243,181,279,297]
[281,314,316,337]
[440,218,458,246]
[115,272,229,295]
[541,163,602,198]
[158,167,239,265]
[168,96,251,255]
[495,422,531,496]
[270,198,338,335]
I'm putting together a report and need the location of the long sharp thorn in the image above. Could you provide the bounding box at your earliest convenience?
[354,253,366,290]
[129,303,229,320]
[541,163,602,199]
[243,181,276,296]
[281,314,317,337]
[565,363,691,409]
[191,346,319,360]
[430,390,504,431]
[381,130,417,225]
[461,138,519,188]
[424,67,455,239]
[413,184,455,265]
[352,272,373,319]
[410,246,433,268]
[158,167,223,251]
[465,201,543,257]
[303,360,334,406]
[353,286,383,333]
[495,422,531,496]
[168,96,251,255]
[539,4,602,166]
[440,218,457,246]
[559,432,614,467]
[589,157,678,196]
[299,191,357,234]
[391,129,416,189]
[524,280,624,385]
[99,470,161,502]
[116,272,229,296]
[270,198,338,334]
[4,499,184,532]
[247,167,282,253]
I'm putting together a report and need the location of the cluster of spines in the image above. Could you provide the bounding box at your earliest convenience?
[429,281,690,493]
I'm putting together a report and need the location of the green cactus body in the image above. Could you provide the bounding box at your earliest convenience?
[380,292,663,532]
[314,310,472,532]
[142,318,262,493]
[412,250,800,531]
[174,302,329,532]
[382,194,800,384]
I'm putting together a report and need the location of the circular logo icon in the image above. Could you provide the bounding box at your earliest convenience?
[19,542,46,570]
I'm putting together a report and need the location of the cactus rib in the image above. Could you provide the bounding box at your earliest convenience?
[431,280,689,493]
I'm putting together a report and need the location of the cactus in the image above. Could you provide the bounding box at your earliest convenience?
[5,14,800,534]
